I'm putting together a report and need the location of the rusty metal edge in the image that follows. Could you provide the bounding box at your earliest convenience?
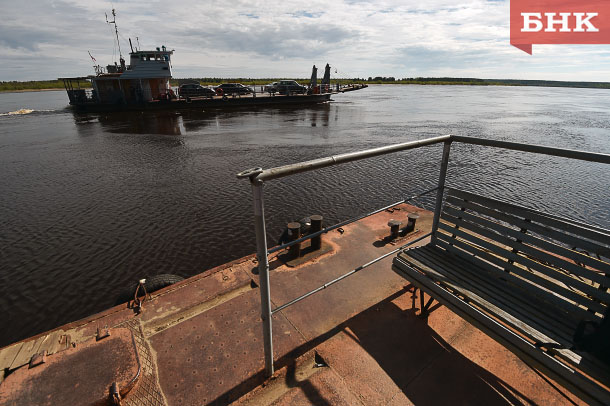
[0,254,257,353]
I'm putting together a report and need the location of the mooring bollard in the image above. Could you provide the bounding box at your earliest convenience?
[310,215,323,250]
[287,222,301,258]
[405,213,420,233]
[388,220,402,240]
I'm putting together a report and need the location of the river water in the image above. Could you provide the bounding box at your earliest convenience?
[0,85,609,347]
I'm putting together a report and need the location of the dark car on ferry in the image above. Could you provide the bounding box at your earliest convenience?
[276,80,307,95]
[178,84,215,98]
[214,83,253,96]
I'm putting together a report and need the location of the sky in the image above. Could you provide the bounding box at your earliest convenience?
[1,0,609,81]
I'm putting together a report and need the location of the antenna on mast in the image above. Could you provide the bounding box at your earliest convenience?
[106,8,123,63]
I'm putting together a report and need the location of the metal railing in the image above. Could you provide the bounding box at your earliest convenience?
[236,135,610,377]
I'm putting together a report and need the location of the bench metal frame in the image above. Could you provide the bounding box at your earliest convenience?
[394,186,610,404]
[237,135,610,402]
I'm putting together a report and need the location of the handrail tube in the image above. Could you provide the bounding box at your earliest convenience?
[267,186,439,255]
[251,179,274,376]
[241,135,610,185]
[453,136,610,165]
[255,135,452,181]
[272,232,432,314]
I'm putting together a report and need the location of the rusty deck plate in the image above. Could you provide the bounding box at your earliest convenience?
[150,288,304,405]
[0,328,140,406]
[270,206,432,341]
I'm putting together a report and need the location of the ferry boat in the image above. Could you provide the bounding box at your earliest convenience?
[59,46,336,113]
[58,11,366,113]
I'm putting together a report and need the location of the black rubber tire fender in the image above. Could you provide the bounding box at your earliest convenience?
[114,273,184,305]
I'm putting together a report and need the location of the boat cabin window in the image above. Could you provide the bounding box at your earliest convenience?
[137,52,170,62]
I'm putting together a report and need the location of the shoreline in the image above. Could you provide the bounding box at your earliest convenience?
[0,88,69,94]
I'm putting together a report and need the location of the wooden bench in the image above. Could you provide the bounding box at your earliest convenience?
[392,187,610,404]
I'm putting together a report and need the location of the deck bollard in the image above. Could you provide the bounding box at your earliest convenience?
[287,222,301,258]
[388,220,402,240]
[405,213,420,233]
[310,215,323,250]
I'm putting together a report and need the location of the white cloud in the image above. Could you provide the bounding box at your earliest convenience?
[0,0,608,81]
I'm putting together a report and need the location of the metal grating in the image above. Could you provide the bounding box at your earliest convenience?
[118,319,167,406]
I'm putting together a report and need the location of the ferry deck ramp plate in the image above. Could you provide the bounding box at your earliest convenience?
[0,328,140,406]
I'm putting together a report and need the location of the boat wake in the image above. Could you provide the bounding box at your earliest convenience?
[0,108,54,116]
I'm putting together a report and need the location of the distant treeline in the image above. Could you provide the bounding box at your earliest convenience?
[3,77,610,92]
[365,76,610,88]
[0,80,86,92]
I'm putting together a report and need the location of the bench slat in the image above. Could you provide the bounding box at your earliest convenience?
[412,246,584,330]
[407,247,579,347]
[444,206,610,282]
[435,229,607,314]
[445,196,610,279]
[405,251,572,343]
[433,236,605,318]
[423,239,601,322]
[443,208,610,294]
[438,221,610,306]
[446,194,610,262]
[446,195,610,262]
[448,188,610,249]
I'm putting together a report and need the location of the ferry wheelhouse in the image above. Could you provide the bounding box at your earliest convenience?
[60,46,174,108]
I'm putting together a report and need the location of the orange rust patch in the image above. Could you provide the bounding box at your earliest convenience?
[0,328,140,406]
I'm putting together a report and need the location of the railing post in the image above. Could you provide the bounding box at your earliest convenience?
[432,141,452,240]
[251,178,274,377]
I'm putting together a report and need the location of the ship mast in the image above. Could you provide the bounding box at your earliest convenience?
[106,8,124,66]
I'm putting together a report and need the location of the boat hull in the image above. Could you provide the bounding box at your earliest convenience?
[70,93,332,113]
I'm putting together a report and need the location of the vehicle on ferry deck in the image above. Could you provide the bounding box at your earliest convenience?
[214,83,253,96]
[178,84,215,98]
[276,80,307,94]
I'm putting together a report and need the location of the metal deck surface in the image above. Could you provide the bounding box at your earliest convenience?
[0,328,140,406]
[0,203,587,405]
